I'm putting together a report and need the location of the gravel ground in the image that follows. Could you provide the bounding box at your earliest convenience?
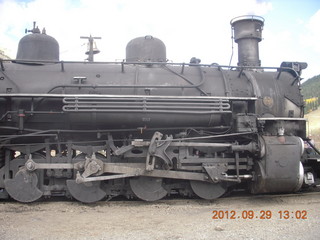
[0,192,319,240]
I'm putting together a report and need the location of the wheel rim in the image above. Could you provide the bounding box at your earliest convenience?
[129,176,167,201]
[190,180,227,200]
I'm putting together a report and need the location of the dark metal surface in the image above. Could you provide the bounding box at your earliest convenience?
[250,136,303,194]
[129,176,168,201]
[4,169,43,203]
[0,15,318,203]
[16,29,59,62]
[190,180,227,200]
[126,36,166,62]
[66,180,106,203]
[231,15,264,67]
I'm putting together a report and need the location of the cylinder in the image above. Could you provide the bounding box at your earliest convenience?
[230,15,264,67]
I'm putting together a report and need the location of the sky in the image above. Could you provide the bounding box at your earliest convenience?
[0,0,319,81]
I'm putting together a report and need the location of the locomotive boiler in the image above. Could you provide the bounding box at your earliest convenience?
[0,16,319,203]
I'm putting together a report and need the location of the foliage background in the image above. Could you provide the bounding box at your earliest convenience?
[302,75,320,147]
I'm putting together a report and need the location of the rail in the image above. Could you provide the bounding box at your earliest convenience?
[0,58,301,77]
[0,93,258,100]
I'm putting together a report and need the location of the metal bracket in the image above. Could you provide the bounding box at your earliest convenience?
[82,153,104,178]
[107,133,134,156]
[203,164,228,183]
[146,132,173,171]
[73,76,87,84]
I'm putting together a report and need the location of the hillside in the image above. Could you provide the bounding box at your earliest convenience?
[302,75,320,147]
[305,107,320,147]
[302,75,320,113]
[302,74,320,96]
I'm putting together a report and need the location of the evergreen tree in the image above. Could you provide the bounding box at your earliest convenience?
[302,75,320,113]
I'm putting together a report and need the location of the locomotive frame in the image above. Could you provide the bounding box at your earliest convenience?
[0,15,319,203]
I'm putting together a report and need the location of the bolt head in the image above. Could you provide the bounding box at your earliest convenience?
[26,161,35,171]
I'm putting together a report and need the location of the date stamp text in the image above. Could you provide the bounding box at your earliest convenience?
[212,210,308,220]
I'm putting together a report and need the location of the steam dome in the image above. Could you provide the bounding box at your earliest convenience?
[126,35,166,62]
[16,29,59,62]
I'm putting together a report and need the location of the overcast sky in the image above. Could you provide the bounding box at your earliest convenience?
[0,0,319,80]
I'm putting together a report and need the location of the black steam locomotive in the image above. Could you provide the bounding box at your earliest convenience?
[0,16,319,203]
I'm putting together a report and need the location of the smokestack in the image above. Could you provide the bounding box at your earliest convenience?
[230,15,264,67]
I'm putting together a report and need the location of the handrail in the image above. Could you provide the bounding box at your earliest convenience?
[0,58,300,73]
